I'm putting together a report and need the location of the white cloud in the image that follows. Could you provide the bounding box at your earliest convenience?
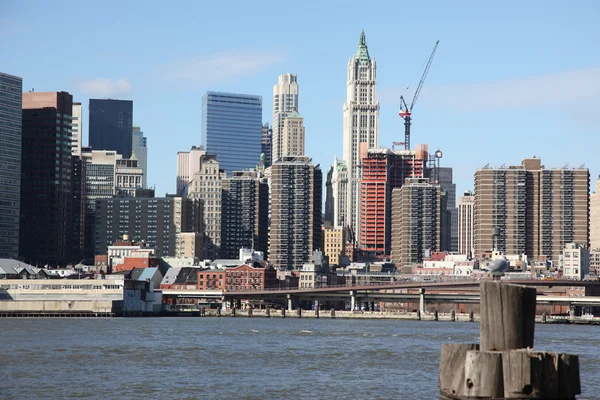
[380,67,600,112]
[161,51,285,87]
[74,78,133,97]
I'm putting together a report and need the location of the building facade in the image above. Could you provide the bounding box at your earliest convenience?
[359,148,427,255]
[331,157,349,229]
[261,123,272,167]
[474,158,589,260]
[94,196,201,257]
[281,111,305,158]
[131,126,148,188]
[0,72,22,259]
[562,243,589,280]
[187,154,225,260]
[269,156,322,269]
[221,170,269,259]
[436,167,457,252]
[272,73,299,163]
[458,191,475,258]
[342,30,380,240]
[323,226,346,266]
[176,145,206,196]
[201,92,262,175]
[391,178,442,267]
[71,102,82,156]
[21,91,78,266]
[89,99,133,158]
[591,177,600,250]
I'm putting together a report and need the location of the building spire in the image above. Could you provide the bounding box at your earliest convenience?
[355,29,371,63]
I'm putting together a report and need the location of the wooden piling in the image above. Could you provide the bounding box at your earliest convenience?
[281,308,286,318]
[438,281,581,399]
[247,307,252,317]
[266,307,271,318]
[434,310,438,321]
[451,310,456,321]
[416,310,421,321]
[480,281,536,351]
[330,308,335,318]
[315,307,320,319]
[297,308,302,318]
[231,307,236,318]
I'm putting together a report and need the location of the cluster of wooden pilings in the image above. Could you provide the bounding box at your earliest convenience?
[439,281,581,399]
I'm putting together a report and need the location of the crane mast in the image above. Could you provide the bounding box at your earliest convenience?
[399,40,439,150]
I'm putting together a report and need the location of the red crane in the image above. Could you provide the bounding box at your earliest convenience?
[399,40,439,150]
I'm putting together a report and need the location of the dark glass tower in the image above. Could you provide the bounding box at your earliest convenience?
[0,72,22,259]
[89,99,133,158]
[21,91,76,266]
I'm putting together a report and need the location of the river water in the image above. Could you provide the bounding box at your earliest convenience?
[1,318,598,399]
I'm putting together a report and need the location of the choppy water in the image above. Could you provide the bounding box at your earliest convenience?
[1,318,598,399]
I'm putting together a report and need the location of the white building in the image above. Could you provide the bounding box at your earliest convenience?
[187,154,226,260]
[176,145,206,196]
[458,191,475,258]
[115,155,144,196]
[71,102,82,156]
[331,157,348,228]
[342,30,380,240]
[562,243,589,280]
[272,73,299,163]
[591,177,600,250]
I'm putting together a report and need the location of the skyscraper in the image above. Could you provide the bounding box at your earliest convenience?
[281,111,305,157]
[0,72,22,259]
[221,170,269,258]
[269,156,322,269]
[391,178,443,267]
[342,30,380,240]
[474,158,589,260]
[272,73,299,163]
[201,92,262,175]
[131,126,148,188]
[71,102,82,156]
[591,177,600,250]
[359,147,427,255]
[89,99,133,158]
[187,154,226,260]
[458,191,475,258]
[21,91,76,265]
[436,167,457,252]
[261,123,272,167]
[331,157,349,229]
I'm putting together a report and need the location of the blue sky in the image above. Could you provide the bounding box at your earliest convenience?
[2,0,599,197]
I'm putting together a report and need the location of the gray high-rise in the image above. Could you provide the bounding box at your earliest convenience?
[0,73,22,259]
[201,92,262,175]
[132,126,148,188]
[89,99,133,158]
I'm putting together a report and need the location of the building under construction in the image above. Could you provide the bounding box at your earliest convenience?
[359,144,428,256]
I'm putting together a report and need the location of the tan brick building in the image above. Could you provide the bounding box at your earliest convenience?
[474,158,589,260]
[323,226,346,266]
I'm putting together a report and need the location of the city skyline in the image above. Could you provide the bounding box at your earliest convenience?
[1,1,599,198]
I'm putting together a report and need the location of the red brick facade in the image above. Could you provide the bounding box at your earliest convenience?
[226,264,277,291]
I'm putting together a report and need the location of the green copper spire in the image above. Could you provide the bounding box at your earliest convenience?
[355,29,371,63]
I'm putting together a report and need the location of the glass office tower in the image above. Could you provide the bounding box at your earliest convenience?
[201,92,262,175]
[89,99,133,158]
[0,72,22,258]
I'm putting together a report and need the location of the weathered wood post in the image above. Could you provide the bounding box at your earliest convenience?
[247,306,253,318]
[451,310,456,322]
[217,307,221,317]
[315,306,320,319]
[469,310,474,322]
[297,307,302,318]
[231,307,236,318]
[434,310,438,321]
[438,281,581,399]
[330,308,335,318]
[281,308,286,318]
[416,310,421,321]
[542,312,547,324]
[266,307,271,318]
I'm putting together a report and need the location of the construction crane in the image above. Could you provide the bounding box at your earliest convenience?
[399,40,439,150]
